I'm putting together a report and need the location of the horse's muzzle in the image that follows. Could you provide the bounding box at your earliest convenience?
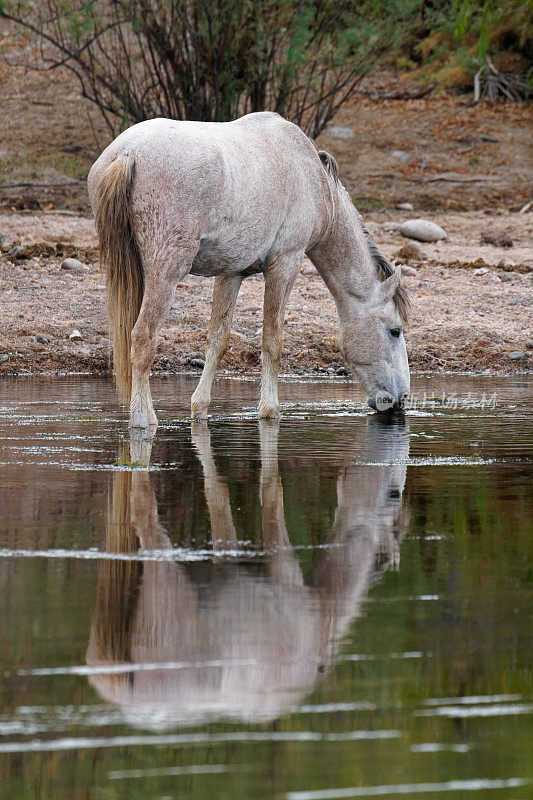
[368,391,408,413]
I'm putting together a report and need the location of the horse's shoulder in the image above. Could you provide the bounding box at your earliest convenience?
[236,111,284,125]
[236,111,306,138]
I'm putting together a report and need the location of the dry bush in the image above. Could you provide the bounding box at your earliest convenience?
[1,0,403,137]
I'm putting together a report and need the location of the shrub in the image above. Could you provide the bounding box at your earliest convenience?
[0,0,414,137]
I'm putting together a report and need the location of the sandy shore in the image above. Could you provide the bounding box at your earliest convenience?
[1,209,532,377]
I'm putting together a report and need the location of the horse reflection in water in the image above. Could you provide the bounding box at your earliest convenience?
[87,419,409,727]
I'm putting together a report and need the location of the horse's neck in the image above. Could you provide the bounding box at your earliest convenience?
[310,187,376,312]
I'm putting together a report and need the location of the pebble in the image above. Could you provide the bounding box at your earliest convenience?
[525,341,533,350]
[32,335,49,345]
[392,150,414,163]
[394,242,427,262]
[399,219,446,242]
[473,267,489,276]
[8,245,24,257]
[327,126,355,139]
[61,257,89,274]
[336,366,349,376]
[0,354,9,364]
[0,233,5,246]
[508,351,525,360]
[69,329,83,341]
[481,228,513,248]
[396,202,414,211]
[401,265,417,276]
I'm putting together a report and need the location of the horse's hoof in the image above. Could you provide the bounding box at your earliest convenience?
[258,402,280,420]
[129,412,158,430]
[191,398,209,420]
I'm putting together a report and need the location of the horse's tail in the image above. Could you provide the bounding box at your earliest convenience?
[93,156,144,402]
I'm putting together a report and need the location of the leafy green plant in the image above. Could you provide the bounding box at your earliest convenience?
[454,0,532,62]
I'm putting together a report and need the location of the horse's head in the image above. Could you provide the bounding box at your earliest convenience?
[311,156,411,412]
[338,265,410,412]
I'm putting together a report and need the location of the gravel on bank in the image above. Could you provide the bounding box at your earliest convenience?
[1,210,532,377]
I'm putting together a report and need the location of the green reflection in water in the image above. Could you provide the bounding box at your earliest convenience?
[0,377,531,800]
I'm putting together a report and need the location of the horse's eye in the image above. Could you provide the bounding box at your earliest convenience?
[390,328,402,338]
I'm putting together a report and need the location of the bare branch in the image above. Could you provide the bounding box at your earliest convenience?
[1,0,402,138]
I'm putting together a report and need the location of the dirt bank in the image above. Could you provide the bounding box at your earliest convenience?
[1,209,532,377]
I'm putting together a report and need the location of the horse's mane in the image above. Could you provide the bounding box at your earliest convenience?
[318,148,409,323]
[318,150,339,182]
[363,227,410,323]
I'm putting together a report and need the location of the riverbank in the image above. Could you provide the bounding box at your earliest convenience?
[1,209,532,377]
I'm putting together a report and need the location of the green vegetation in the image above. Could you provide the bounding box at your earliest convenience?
[351,195,392,213]
[410,0,532,90]
[112,459,143,468]
[0,148,91,184]
[33,150,91,179]
[0,0,529,143]
[0,0,412,136]
[454,0,532,62]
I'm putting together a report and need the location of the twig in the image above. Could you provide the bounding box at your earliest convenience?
[10,208,89,216]
[358,85,434,101]
[86,108,104,154]
[0,181,85,189]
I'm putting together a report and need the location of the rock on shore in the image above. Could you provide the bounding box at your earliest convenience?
[399,219,447,242]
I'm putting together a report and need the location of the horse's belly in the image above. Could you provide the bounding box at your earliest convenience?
[190,235,266,277]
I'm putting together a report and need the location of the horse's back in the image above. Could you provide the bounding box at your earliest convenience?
[88,117,227,208]
[88,113,327,274]
[90,112,321,210]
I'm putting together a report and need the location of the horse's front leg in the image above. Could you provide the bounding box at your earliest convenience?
[259,252,302,419]
[191,274,242,419]
[260,419,304,586]
[191,421,238,550]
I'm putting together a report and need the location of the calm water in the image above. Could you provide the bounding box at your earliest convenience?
[0,375,531,800]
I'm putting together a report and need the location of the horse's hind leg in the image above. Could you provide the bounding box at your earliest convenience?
[130,246,196,430]
[191,274,242,419]
[259,251,302,419]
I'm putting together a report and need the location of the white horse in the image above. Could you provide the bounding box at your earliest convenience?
[88,112,410,429]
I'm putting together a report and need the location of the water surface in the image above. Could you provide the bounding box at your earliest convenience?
[0,375,531,799]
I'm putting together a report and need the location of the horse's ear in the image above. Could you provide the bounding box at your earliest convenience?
[318,150,339,182]
[379,265,402,302]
